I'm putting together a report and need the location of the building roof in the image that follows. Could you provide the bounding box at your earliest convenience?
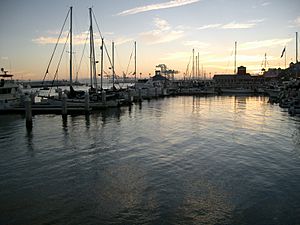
[152,74,168,81]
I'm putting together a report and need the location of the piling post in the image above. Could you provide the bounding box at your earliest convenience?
[138,88,142,102]
[127,89,132,104]
[30,93,35,104]
[25,95,32,129]
[147,88,150,100]
[62,93,68,116]
[102,90,106,104]
[85,91,90,113]
[58,88,62,99]
[155,87,158,98]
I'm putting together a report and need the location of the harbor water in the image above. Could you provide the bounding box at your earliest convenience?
[0,96,300,224]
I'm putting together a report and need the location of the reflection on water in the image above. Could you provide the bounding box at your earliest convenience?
[177,178,233,224]
[0,96,300,224]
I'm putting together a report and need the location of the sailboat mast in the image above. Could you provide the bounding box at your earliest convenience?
[285,47,287,69]
[89,8,93,88]
[296,32,298,63]
[100,37,104,91]
[197,52,200,80]
[264,53,267,69]
[89,8,97,91]
[69,6,73,87]
[234,41,237,74]
[112,41,115,88]
[192,49,195,79]
[134,41,137,82]
[195,55,198,79]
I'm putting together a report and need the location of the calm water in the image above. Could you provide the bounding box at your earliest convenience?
[0,96,300,225]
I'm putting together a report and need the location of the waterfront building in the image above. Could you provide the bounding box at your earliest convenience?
[213,66,265,89]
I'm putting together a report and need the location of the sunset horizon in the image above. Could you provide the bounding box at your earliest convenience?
[1,0,299,81]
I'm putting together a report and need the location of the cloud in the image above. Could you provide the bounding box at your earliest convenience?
[160,51,191,60]
[289,16,300,28]
[197,19,264,30]
[261,2,270,6]
[221,22,256,29]
[140,30,184,44]
[32,31,90,45]
[160,50,210,61]
[183,40,210,49]
[215,55,276,63]
[248,19,265,23]
[197,24,221,30]
[103,31,114,36]
[33,30,133,48]
[295,16,300,26]
[239,38,293,50]
[114,36,134,45]
[154,17,171,31]
[139,17,184,44]
[118,0,200,16]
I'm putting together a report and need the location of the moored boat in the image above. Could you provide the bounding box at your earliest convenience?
[0,68,24,111]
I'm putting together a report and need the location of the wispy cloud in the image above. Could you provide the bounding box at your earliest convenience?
[114,36,134,45]
[154,17,171,31]
[261,2,271,7]
[221,22,256,29]
[139,17,184,44]
[118,0,200,16]
[32,31,90,45]
[252,2,270,9]
[248,19,265,23]
[159,51,191,61]
[183,40,210,49]
[33,31,132,46]
[289,16,300,28]
[205,54,275,63]
[197,19,264,30]
[239,38,293,50]
[197,24,221,30]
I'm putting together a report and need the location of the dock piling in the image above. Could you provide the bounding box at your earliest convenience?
[25,95,32,129]
[58,89,62,99]
[85,91,90,113]
[127,89,132,104]
[102,91,106,104]
[147,88,150,100]
[62,93,68,116]
[138,88,142,102]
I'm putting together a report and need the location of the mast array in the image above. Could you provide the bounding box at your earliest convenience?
[112,41,115,88]
[100,38,104,91]
[69,6,73,87]
[89,8,97,91]
[192,48,195,79]
[296,32,298,63]
[134,41,137,82]
[234,41,237,74]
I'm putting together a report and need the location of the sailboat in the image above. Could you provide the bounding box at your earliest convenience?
[41,7,128,109]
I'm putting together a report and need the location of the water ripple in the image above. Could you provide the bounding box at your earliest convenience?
[1,96,300,224]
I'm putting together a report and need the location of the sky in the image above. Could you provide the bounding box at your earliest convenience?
[0,0,300,81]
